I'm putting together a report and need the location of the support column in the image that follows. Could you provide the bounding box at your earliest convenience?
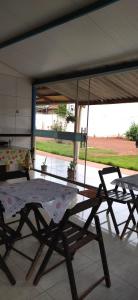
[73,104,82,165]
[31,85,36,165]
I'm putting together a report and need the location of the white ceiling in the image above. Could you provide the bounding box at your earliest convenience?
[0,0,138,80]
[0,0,94,41]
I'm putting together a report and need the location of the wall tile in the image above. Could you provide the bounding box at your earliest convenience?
[17,78,32,98]
[0,74,17,96]
[16,97,32,116]
[16,116,31,132]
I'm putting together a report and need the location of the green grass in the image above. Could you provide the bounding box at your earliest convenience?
[36,140,116,157]
[88,156,138,171]
[36,140,138,171]
[36,140,74,157]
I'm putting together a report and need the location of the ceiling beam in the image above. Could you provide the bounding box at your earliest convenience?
[79,97,138,105]
[0,0,119,49]
[36,99,74,105]
[37,91,59,97]
[34,59,138,85]
[36,96,138,106]
[36,96,73,105]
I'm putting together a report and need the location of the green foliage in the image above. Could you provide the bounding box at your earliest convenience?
[125,122,138,141]
[54,104,75,123]
[54,104,67,118]
[68,161,76,170]
[42,157,47,165]
[66,113,76,123]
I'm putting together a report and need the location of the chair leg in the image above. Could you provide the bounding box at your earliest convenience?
[120,205,136,239]
[0,255,16,285]
[62,234,78,300]
[107,201,119,235]
[127,202,136,225]
[33,245,54,285]
[84,202,101,230]
[95,215,111,288]
[16,207,40,240]
[106,200,113,216]
[33,206,49,233]
[26,243,44,280]
[34,209,41,233]
[16,206,31,236]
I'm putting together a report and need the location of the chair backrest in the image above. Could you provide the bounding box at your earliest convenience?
[64,194,102,233]
[45,196,102,256]
[45,193,102,253]
[69,196,99,215]
[98,166,126,196]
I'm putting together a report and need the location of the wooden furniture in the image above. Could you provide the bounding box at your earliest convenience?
[111,174,138,239]
[0,146,31,183]
[98,166,136,236]
[0,168,30,182]
[0,165,6,181]
[0,204,20,285]
[0,179,78,284]
[27,196,111,300]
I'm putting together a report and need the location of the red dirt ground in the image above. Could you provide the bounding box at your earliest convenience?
[88,137,138,155]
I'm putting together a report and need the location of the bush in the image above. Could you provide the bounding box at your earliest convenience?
[51,121,65,132]
[125,122,138,141]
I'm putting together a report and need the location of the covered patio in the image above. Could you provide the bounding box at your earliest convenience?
[0,156,138,300]
[0,0,138,299]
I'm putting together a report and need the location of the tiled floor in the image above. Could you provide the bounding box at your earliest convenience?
[0,154,138,299]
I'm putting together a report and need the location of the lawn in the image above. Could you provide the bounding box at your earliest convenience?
[36,140,138,171]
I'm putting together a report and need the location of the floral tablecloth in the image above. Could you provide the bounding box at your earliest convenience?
[0,179,78,223]
[0,147,32,171]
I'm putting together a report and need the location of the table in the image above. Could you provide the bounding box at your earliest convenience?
[0,147,32,171]
[112,174,138,192]
[0,178,78,285]
[0,178,78,223]
[112,174,138,238]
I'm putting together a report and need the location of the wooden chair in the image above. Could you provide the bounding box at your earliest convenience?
[0,172,49,283]
[0,201,49,284]
[0,205,19,285]
[26,196,111,300]
[0,168,34,249]
[98,166,136,236]
[120,189,138,239]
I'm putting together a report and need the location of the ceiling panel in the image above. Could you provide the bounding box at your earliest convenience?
[0,0,78,41]
[37,69,138,105]
[0,0,137,80]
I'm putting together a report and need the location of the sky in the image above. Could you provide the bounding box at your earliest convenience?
[81,103,138,137]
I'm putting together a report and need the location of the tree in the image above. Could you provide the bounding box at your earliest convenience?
[125,122,138,141]
[54,104,67,118]
[55,104,75,123]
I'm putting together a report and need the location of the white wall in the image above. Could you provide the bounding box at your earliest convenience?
[36,102,138,137]
[36,113,73,132]
[36,113,57,130]
[0,62,32,148]
[83,103,138,137]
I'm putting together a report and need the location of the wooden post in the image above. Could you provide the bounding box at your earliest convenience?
[73,82,82,164]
